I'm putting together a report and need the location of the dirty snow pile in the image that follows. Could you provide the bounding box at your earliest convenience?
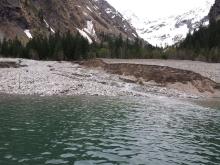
[77,20,97,44]
[76,28,93,44]
[83,21,97,39]
[24,30,33,39]
[0,58,200,98]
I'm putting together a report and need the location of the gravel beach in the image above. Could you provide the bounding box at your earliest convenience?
[0,58,219,98]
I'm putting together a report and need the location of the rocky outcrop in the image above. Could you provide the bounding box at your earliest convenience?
[209,0,220,22]
[0,0,138,41]
[0,0,29,40]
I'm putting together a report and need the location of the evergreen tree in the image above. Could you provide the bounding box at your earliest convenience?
[38,9,44,22]
[0,31,160,61]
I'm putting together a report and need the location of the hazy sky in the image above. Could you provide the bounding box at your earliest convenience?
[107,0,214,19]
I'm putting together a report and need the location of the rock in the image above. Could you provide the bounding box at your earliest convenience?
[119,76,137,84]
[0,0,29,30]
[137,78,144,85]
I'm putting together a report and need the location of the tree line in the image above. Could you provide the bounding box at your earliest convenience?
[0,31,162,60]
[174,21,220,62]
[0,31,90,61]
[2,24,219,62]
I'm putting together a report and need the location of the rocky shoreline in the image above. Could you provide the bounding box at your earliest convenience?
[0,58,219,98]
[81,59,220,98]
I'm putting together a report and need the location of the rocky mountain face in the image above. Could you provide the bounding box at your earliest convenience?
[122,0,214,47]
[209,0,220,22]
[0,0,138,42]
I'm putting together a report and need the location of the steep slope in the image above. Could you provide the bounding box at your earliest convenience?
[0,0,29,41]
[209,0,220,22]
[176,0,220,62]
[0,0,138,42]
[122,0,214,47]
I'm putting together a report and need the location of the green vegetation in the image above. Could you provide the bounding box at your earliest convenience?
[1,21,220,62]
[95,33,159,59]
[0,32,89,60]
[174,21,220,62]
[0,32,160,61]
[143,21,220,63]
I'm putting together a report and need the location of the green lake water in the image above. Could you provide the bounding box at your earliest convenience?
[0,95,219,165]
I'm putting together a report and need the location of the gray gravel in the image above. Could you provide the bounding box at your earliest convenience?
[0,58,203,98]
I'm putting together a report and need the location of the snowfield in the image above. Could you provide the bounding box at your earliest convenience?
[121,0,214,47]
[0,58,213,98]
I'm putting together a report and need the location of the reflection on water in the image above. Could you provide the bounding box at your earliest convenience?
[0,95,220,165]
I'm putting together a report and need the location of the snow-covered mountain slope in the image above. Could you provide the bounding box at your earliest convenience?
[0,0,138,42]
[121,0,215,47]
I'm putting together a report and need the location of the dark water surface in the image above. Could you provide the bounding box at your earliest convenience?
[0,95,219,165]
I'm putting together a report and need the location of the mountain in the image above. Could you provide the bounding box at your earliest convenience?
[121,0,215,47]
[173,0,220,62]
[209,0,220,22]
[0,0,138,42]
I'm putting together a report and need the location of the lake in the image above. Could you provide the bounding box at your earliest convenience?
[0,95,219,165]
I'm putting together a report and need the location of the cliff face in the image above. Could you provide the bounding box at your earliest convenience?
[0,0,28,40]
[209,0,220,22]
[0,0,138,42]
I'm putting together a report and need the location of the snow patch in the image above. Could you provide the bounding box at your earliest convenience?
[87,6,92,12]
[50,28,55,33]
[75,5,81,8]
[44,19,49,28]
[93,5,99,11]
[83,20,96,38]
[83,12,88,16]
[203,20,209,26]
[24,30,33,39]
[132,33,137,37]
[43,19,55,34]
[105,8,112,14]
[76,28,93,44]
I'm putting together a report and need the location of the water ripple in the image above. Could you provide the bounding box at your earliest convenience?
[0,95,219,164]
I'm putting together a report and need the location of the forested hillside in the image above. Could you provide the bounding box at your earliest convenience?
[0,32,157,60]
[178,22,220,62]
[172,0,220,62]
